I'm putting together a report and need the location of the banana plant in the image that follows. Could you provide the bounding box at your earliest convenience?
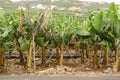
[73,19,91,64]
[0,13,15,71]
[1,10,33,65]
[33,10,50,65]
[49,15,74,66]
[100,40,110,67]
[88,10,105,68]
[0,13,16,49]
[106,3,120,70]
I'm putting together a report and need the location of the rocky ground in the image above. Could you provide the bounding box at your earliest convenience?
[0,58,120,77]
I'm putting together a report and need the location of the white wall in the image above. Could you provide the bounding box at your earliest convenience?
[81,0,120,4]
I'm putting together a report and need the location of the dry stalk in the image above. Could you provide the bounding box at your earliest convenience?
[32,8,51,71]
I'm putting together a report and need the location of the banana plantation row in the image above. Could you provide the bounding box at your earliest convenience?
[0,3,120,72]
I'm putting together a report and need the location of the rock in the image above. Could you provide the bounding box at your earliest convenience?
[85,67,91,71]
[35,71,39,74]
[65,72,73,75]
[27,68,33,73]
[38,68,55,75]
[55,66,76,74]
[11,74,15,76]
[81,64,85,68]
[103,67,112,74]
[64,66,75,72]
[56,66,66,74]
[31,73,35,75]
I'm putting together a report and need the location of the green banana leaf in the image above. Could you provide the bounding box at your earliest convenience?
[35,37,44,47]
[92,11,104,32]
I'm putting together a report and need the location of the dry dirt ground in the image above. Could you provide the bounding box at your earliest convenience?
[0,58,120,77]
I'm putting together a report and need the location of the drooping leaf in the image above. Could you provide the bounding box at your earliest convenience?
[92,11,104,32]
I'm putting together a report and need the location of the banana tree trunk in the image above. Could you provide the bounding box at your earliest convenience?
[115,48,119,70]
[15,37,25,64]
[56,47,59,61]
[93,44,98,69]
[27,39,33,68]
[74,41,79,52]
[41,47,46,64]
[89,46,93,67]
[19,51,25,64]
[65,44,69,52]
[85,44,90,61]
[105,47,109,66]
[0,52,4,72]
[59,44,64,66]
[81,43,85,63]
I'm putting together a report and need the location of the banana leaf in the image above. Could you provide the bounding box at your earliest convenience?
[35,37,44,47]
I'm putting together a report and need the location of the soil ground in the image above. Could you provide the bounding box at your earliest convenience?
[0,58,120,77]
